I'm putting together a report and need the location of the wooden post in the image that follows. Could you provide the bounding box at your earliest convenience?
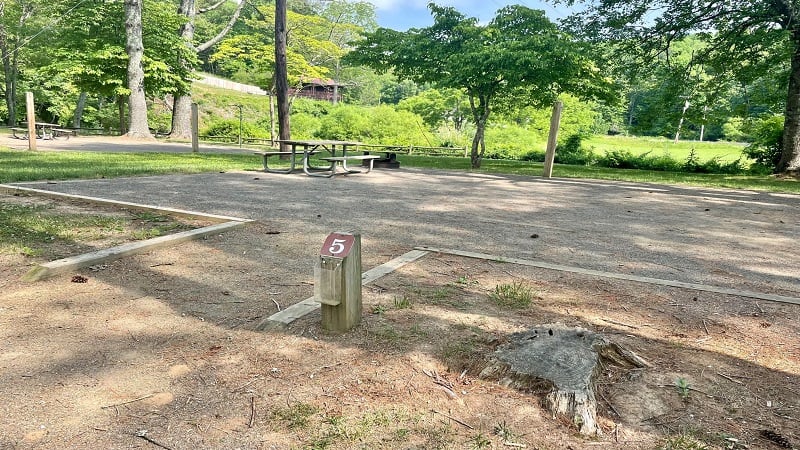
[316,232,362,332]
[191,102,199,153]
[542,101,563,178]
[26,92,37,151]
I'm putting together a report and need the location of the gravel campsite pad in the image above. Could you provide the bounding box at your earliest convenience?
[1,165,799,449]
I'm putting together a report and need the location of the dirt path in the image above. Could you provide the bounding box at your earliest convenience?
[1,141,799,449]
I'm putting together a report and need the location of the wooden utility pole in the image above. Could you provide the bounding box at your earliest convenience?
[542,101,563,178]
[275,0,290,149]
[25,92,36,151]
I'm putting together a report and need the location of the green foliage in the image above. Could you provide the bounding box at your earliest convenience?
[273,403,318,430]
[467,432,492,449]
[202,119,270,139]
[393,295,413,309]
[565,0,799,172]
[489,282,536,309]
[315,105,428,145]
[742,115,784,173]
[660,434,710,450]
[398,88,468,130]
[597,150,684,171]
[290,113,320,139]
[676,378,691,400]
[346,4,616,167]
[721,118,750,142]
[514,94,602,139]
[0,202,126,257]
[0,150,261,183]
[555,135,596,165]
[483,125,541,160]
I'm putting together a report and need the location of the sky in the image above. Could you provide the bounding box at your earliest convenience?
[371,0,574,31]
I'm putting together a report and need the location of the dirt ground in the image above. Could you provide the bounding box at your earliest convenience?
[1,190,798,450]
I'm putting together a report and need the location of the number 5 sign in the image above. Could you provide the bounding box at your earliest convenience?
[321,232,356,258]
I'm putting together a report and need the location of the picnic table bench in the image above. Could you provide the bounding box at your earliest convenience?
[257,140,380,177]
[10,127,29,139]
[52,128,77,139]
[317,154,380,178]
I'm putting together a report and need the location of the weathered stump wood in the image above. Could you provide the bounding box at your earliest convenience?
[479,324,649,435]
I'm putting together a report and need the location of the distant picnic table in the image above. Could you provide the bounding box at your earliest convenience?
[11,123,76,140]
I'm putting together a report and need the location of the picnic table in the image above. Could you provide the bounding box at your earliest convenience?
[257,140,379,178]
[12,123,75,140]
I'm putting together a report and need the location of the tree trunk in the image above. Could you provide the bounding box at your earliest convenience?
[124,0,153,139]
[275,0,291,148]
[674,99,689,143]
[73,92,88,128]
[170,0,196,139]
[269,92,276,144]
[0,39,17,126]
[117,96,128,135]
[480,325,649,436]
[170,0,244,138]
[469,93,491,169]
[779,28,800,174]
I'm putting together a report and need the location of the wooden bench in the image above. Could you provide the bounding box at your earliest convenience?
[52,128,77,139]
[10,127,28,139]
[313,155,381,178]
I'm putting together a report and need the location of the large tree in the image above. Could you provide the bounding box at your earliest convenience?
[345,4,615,168]
[558,0,800,174]
[170,0,245,139]
[124,0,152,138]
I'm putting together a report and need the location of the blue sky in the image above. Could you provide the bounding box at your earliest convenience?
[372,0,574,31]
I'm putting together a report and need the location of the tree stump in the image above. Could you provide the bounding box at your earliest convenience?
[479,324,649,435]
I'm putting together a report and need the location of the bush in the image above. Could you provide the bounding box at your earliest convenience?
[554,134,596,165]
[742,115,783,173]
[596,150,682,171]
[202,119,270,139]
[315,104,429,145]
[483,125,541,159]
[289,113,319,139]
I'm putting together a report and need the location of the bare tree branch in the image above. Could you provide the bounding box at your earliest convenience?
[196,0,246,52]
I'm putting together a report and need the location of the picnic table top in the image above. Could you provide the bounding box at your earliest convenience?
[275,139,361,146]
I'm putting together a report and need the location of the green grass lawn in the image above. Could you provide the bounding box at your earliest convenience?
[0,150,261,183]
[1,146,796,194]
[584,135,747,162]
[399,155,800,193]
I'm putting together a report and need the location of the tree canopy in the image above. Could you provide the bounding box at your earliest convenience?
[345,3,616,168]
[558,0,800,172]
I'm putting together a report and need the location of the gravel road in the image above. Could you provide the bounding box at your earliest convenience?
[12,165,800,299]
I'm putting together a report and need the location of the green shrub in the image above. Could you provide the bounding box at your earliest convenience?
[742,115,783,173]
[291,98,331,117]
[554,134,596,165]
[289,112,319,139]
[484,125,541,160]
[596,150,683,171]
[315,104,428,145]
[202,119,270,139]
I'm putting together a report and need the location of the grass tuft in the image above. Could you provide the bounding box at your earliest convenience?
[489,282,536,309]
